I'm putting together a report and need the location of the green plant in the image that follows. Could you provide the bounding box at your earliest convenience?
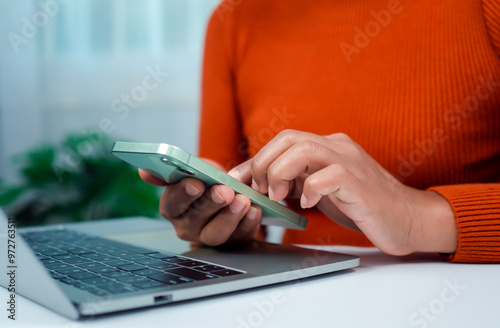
[0,134,160,226]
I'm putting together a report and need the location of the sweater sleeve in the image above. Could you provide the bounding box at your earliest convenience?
[198,2,247,170]
[429,184,500,263]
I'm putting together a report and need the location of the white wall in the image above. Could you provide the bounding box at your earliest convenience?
[0,0,217,183]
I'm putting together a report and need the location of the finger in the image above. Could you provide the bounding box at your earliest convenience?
[250,130,333,194]
[228,159,253,185]
[159,178,205,218]
[171,184,235,241]
[198,194,251,246]
[286,173,308,199]
[266,141,340,201]
[228,205,262,242]
[300,163,361,209]
[316,196,361,232]
[139,169,168,186]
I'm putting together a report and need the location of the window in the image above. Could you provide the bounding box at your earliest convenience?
[0,0,218,181]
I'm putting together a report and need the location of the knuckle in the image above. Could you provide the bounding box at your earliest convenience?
[328,163,347,176]
[201,234,226,247]
[267,164,280,180]
[337,143,359,156]
[250,156,263,177]
[303,174,319,191]
[241,217,259,233]
[192,195,210,211]
[332,132,351,141]
[293,140,323,159]
[175,228,192,241]
[295,140,317,152]
[276,129,298,144]
[277,128,294,138]
[250,158,261,175]
[159,205,171,219]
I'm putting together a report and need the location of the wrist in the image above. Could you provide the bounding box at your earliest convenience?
[411,190,458,254]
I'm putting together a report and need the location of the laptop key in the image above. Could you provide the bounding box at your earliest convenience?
[41,259,62,266]
[67,272,100,280]
[133,269,163,276]
[88,267,120,274]
[91,256,120,262]
[149,273,193,285]
[211,269,243,276]
[101,272,135,279]
[134,259,165,266]
[165,268,218,281]
[145,252,174,259]
[116,276,150,284]
[97,283,137,294]
[51,272,66,280]
[81,277,114,285]
[132,280,168,289]
[97,238,160,254]
[76,262,106,269]
[45,263,74,270]
[105,260,133,267]
[53,254,79,261]
[104,250,134,257]
[88,288,110,296]
[79,253,101,258]
[121,255,150,262]
[56,267,85,275]
[117,264,149,272]
[68,248,94,255]
[161,257,192,263]
[64,257,90,264]
[33,246,56,252]
[40,250,68,256]
[149,263,178,270]
[60,278,78,285]
[73,283,94,291]
[176,260,206,267]
[195,265,225,272]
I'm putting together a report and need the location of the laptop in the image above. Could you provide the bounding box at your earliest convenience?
[0,209,359,320]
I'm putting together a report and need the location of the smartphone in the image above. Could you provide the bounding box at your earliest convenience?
[112,141,308,230]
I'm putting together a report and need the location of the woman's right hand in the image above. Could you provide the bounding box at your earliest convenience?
[138,162,262,246]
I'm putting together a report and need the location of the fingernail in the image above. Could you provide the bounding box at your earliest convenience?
[247,206,258,220]
[300,194,308,208]
[268,187,275,201]
[228,169,239,180]
[211,189,225,204]
[251,179,259,191]
[230,198,245,213]
[185,183,201,197]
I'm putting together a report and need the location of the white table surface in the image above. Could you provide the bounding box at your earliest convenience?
[1,218,499,328]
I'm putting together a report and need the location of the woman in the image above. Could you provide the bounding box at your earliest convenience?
[141,0,500,263]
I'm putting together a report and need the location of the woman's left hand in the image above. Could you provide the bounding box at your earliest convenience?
[229,130,457,255]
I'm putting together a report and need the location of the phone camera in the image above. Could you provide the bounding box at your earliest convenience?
[161,158,179,167]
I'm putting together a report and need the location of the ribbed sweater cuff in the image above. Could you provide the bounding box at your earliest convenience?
[429,184,500,263]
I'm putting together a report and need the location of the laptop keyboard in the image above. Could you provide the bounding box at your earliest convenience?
[21,229,244,296]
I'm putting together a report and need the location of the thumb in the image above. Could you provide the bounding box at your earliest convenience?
[228,159,252,184]
[138,169,168,186]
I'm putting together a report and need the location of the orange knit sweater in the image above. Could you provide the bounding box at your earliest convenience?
[199,0,500,263]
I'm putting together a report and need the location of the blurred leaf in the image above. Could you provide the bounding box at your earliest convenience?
[2,132,160,226]
[0,184,25,206]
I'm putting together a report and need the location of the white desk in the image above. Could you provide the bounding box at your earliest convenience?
[1,218,499,328]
